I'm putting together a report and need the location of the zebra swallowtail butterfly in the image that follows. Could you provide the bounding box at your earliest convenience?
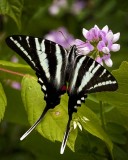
[6,35,118,154]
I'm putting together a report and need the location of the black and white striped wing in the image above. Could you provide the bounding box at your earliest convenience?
[6,35,68,140]
[6,35,68,98]
[69,55,118,96]
[60,46,118,154]
[68,54,118,114]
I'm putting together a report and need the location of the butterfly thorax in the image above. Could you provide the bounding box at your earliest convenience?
[66,45,78,81]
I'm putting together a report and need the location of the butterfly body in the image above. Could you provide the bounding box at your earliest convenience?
[6,35,118,153]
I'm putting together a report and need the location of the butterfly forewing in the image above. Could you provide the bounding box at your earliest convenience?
[6,35,69,141]
[6,36,68,95]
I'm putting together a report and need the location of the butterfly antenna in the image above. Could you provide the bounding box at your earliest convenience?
[60,114,72,154]
[20,106,48,141]
[59,31,72,48]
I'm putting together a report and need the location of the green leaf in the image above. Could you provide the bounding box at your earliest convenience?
[77,105,113,157]
[0,60,34,81]
[96,61,128,129]
[0,0,24,29]
[106,123,127,145]
[0,82,7,121]
[104,107,128,130]
[96,61,128,106]
[21,75,77,152]
[19,61,128,155]
[113,145,128,160]
[3,85,28,125]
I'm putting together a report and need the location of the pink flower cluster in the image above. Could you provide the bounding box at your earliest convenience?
[75,25,120,67]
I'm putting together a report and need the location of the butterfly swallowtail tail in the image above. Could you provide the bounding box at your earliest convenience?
[6,35,118,154]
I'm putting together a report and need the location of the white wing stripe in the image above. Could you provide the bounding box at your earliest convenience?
[88,80,117,90]
[26,36,30,47]
[92,64,100,74]
[38,78,43,83]
[55,44,62,85]
[35,38,41,50]
[78,63,100,92]
[99,69,106,77]
[10,37,34,61]
[10,37,36,67]
[35,39,50,79]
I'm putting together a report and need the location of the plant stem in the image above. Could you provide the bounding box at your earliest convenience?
[99,101,105,130]
[0,67,25,77]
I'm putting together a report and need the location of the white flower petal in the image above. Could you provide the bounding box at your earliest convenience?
[104,58,113,67]
[111,44,120,52]
[81,47,91,55]
[102,47,110,54]
[82,28,88,39]
[77,122,82,131]
[73,121,77,129]
[75,39,84,45]
[102,25,109,33]
[94,25,100,30]
[49,5,60,15]
[96,56,102,63]
[100,61,103,66]
[82,116,89,122]
[45,34,55,41]
[106,31,114,41]
[112,32,120,43]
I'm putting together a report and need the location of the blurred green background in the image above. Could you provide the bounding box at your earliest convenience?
[0,0,128,160]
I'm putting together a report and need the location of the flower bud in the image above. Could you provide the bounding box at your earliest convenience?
[104,58,113,67]
[111,44,120,52]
